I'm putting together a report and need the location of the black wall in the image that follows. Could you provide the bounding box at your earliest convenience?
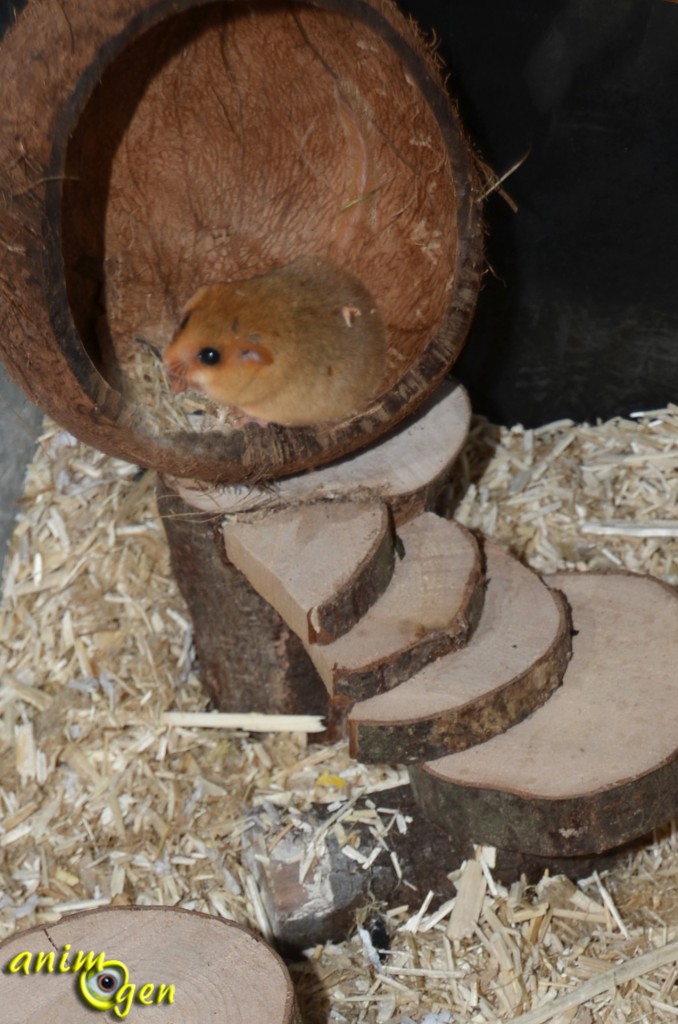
[399,0,678,425]
[2,0,677,425]
[0,0,24,34]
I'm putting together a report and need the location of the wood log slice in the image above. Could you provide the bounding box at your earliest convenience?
[411,571,678,857]
[222,499,394,645]
[0,0,482,482]
[0,906,298,1023]
[171,379,471,525]
[349,541,572,762]
[307,514,485,706]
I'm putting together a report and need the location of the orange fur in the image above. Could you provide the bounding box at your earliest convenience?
[163,256,386,426]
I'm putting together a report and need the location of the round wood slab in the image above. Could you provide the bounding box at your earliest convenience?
[222,499,394,644]
[411,571,678,856]
[169,380,470,523]
[0,906,298,1023]
[348,541,571,761]
[307,514,485,704]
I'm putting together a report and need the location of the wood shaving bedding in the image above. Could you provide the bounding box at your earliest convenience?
[1,405,677,1022]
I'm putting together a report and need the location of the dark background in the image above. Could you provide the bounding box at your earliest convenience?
[2,0,677,426]
[397,0,678,425]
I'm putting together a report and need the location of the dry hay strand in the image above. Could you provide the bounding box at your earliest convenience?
[1,405,678,1022]
[118,332,242,436]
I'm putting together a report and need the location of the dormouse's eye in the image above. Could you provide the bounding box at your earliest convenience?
[197,347,222,366]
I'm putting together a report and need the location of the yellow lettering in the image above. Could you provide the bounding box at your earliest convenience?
[156,983,175,1005]
[6,951,32,975]
[33,951,55,974]
[137,983,155,1005]
[71,950,106,974]
[113,983,136,1019]
[57,944,72,973]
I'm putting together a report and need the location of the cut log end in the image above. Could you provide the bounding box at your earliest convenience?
[309,515,485,703]
[412,571,678,857]
[0,906,299,1023]
[172,379,471,520]
[348,541,572,763]
[222,500,395,646]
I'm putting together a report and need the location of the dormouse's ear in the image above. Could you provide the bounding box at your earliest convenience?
[174,285,212,337]
[176,309,193,335]
[234,339,274,366]
[182,284,212,313]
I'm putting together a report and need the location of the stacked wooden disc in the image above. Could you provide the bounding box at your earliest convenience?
[175,380,678,861]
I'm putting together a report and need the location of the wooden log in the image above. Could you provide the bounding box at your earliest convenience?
[0,0,482,482]
[157,480,335,729]
[170,380,470,524]
[240,785,460,950]
[411,571,678,857]
[348,541,572,761]
[0,906,298,1023]
[307,515,485,705]
[222,500,395,645]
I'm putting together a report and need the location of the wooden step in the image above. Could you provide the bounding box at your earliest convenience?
[306,514,485,704]
[411,571,678,857]
[170,379,470,525]
[348,541,571,761]
[223,500,394,644]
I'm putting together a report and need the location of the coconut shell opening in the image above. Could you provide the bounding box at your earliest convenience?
[0,0,483,481]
